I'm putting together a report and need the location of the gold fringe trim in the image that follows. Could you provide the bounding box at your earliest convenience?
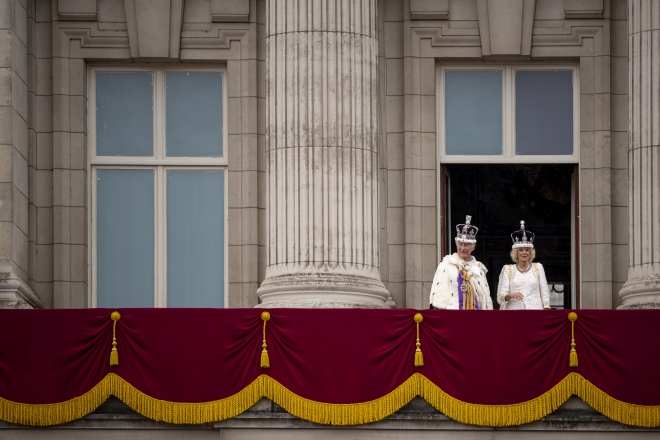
[263,374,418,425]
[0,374,262,427]
[419,373,660,428]
[2,373,660,427]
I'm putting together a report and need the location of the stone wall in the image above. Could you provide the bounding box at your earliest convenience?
[0,0,631,310]
[379,0,627,309]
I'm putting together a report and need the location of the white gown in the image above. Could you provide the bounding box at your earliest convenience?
[497,263,551,310]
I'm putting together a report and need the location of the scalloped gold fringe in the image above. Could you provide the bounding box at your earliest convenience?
[2,373,660,428]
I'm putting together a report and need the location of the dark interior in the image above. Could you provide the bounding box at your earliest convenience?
[444,164,574,309]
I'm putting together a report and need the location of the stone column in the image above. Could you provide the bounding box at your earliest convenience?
[258,0,389,307]
[619,0,660,308]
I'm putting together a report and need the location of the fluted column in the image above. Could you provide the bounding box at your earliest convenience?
[620,0,660,308]
[257,0,389,307]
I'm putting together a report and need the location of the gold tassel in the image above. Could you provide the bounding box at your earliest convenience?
[110,311,121,366]
[414,313,424,367]
[260,311,270,368]
[568,312,578,367]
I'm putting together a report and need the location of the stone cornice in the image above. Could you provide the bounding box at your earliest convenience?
[532,25,602,46]
[180,28,250,50]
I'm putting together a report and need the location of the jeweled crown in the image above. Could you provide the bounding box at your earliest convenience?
[455,215,479,244]
[511,220,535,249]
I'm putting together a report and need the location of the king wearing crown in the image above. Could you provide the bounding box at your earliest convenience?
[429,216,493,310]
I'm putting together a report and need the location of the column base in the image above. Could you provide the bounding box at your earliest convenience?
[256,299,389,309]
[618,273,660,309]
[257,273,390,308]
[0,271,43,309]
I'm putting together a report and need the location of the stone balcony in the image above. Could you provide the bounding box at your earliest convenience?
[2,396,656,438]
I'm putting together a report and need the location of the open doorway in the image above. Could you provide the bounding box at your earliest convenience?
[441,164,576,309]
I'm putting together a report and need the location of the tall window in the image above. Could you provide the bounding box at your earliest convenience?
[436,64,579,308]
[437,65,579,162]
[89,67,228,308]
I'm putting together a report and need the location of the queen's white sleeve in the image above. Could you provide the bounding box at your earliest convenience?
[537,263,551,309]
[497,266,510,307]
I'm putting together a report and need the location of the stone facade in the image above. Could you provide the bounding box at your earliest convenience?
[1,0,660,434]
[0,0,639,310]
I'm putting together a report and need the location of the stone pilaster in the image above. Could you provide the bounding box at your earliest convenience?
[619,0,660,308]
[0,0,42,308]
[258,0,389,307]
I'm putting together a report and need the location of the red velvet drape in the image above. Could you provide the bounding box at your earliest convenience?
[0,309,658,406]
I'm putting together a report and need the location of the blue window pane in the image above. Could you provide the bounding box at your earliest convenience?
[97,170,154,308]
[445,70,503,155]
[167,171,225,307]
[166,72,224,157]
[516,70,573,155]
[96,72,153,156]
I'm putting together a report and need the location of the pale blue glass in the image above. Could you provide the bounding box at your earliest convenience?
[516,70,573,155]
[166,72,224,157]
[97,170,154,308]
[445,70,503,155]
[167,171,225,307]
[96,72,153,156]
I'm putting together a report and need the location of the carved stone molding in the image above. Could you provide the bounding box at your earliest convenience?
[532,25,601,46]
[530,24,603,57]
[477,0,536,56]
[53,22,130,59]
[0,271,44,309]
[405,13,604,60]
[413,27,481,47]
[409,0,449,20]
[57,0,98,21]
[180,28,248,50]
[564,0,604,19]
[406,25,482,58]
[179,24,255,60]
[124,0,184,58]
[59,27,130,49]
[211,0,250,22]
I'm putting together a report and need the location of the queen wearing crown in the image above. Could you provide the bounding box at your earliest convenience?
[497,221,551,310]
[429,216,493,310]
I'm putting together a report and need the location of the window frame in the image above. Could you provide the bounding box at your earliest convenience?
[436,64,580,164]
[87,65,229,308]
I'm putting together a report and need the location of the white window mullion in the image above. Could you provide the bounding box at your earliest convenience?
[224,169,229,308]
[504,66,515,159]
[90,165,98,308]
[154,69,166,307]
[155,166,167,307]
[154,70,164,160]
